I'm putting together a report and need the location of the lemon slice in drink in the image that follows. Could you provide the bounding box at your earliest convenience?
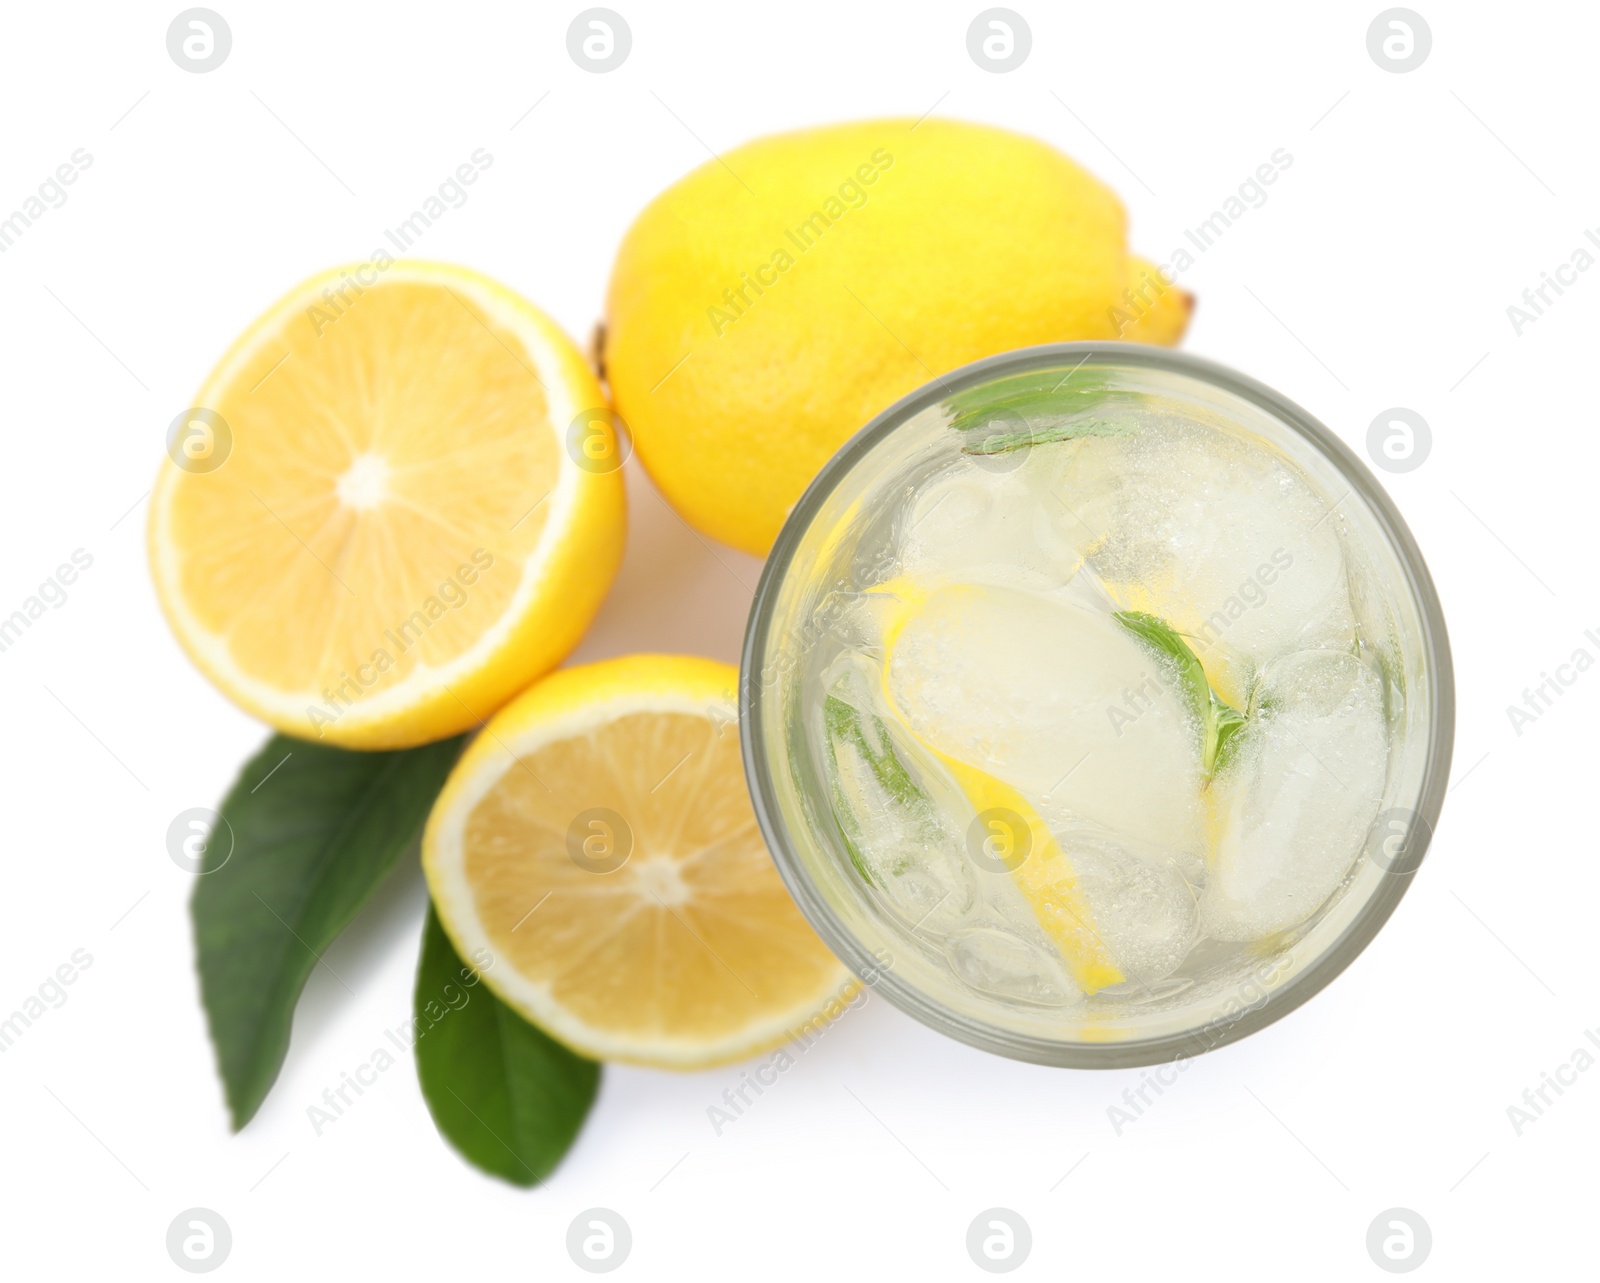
[149,262,625,748]
[423,655,853,1068]
[870,579,1125,993]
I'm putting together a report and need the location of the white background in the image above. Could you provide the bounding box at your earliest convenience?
[0,0,1593,1277]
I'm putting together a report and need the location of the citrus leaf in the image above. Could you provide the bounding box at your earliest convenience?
[414,907,600,1187]
[192,732,466,1130]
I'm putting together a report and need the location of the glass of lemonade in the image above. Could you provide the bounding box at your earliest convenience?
[741,344,1453,1066]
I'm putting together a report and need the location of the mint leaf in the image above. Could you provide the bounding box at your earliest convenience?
[192,732,466,1129]
[823,691,940,885]
[1211,702,1250,776]
[1113,610,1212,727]
[960,416,1130,456]
[1112,610,1246,777]
[944,367,1116,432]
[414,908,599,1187]
[825,694,928,810]
[824,696,892,886]
[947,366,1136,456]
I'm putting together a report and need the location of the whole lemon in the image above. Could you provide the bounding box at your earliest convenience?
[603,117,1192,557]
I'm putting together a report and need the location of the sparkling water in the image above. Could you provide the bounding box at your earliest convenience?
[797,383,1398,1015]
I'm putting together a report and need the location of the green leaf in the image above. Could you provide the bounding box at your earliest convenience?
[1112,610,1248,777]
[944,367,1116,432]
[825,694,928,811]
[823,691,941,885]
[192,732,466,1129]
[824,697,888,887]
[414,907,600,1187]
[947,366,1143,456]
[1113,610,1212,727]
[1211,702,1250,776]
[959,416,1131,457]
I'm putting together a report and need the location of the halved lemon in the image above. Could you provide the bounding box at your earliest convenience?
[149,262,625,748]
[423,654,853,1068]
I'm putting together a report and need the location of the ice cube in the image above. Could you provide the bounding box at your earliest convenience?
[1060,827,1200,985]
[885,582,1207,858]
[943,925,1084,1007]
[897,455,1091,592]
[1200,650,1387,941]
[1031,416,1355,706]
[821,662,975,934]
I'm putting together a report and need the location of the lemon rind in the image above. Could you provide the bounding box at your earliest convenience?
[423,656,854,1070]
[148,261,624,747]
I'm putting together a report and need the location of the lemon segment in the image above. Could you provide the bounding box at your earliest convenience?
[937,757,1124,994]
[868,578,1125,994]
[149,262,625,748]
[423,655,852,1069]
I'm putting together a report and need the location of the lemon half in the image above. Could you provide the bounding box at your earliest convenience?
[423,655,853,1069]
[149,262,625,748]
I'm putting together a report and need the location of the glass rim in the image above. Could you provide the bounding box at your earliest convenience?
[740,341,1455,1068]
